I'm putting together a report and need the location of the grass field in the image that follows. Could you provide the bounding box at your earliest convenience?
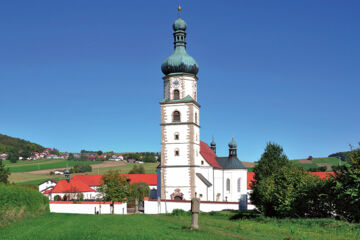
[88,163,158,175]
[0,212,359,240]
[4,159,103,173]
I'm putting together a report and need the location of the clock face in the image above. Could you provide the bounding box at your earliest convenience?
[172,79,180,88]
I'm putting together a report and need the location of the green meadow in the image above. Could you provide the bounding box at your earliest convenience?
[1,212,359,240]
[4,159,103,173]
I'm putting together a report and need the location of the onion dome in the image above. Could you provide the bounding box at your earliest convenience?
[228,137,237,149]
[210,136,216,147]
[161,16,199,76]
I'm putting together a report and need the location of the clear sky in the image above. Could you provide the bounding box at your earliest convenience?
[0,0,359,161]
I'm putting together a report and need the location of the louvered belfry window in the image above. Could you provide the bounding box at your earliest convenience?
[173,111,180,122]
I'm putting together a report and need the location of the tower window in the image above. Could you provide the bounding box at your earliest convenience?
[237,178,241,192]
[195,112,198,124]
[173,90,180,100]
[175,149,179,156]
[226,178,230,192]
[173,111,181,122]
[174,133,179,140]
[201,161,204,165]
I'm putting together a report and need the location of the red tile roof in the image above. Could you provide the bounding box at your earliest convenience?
[200,141,222,169]
[246,172,335,190]
[123,174,157,186]
[310,172,335,179]
[73,175,103,186]
[72,174,157,187]
[51,179,95,193]
[43,189,52,194]
[247,172,255,190]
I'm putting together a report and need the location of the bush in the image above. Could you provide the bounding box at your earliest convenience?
[0,184,49,226]
[128,165,145,174]
[54,195,61,201]
[69,164,92,174]
[171,209,190,216]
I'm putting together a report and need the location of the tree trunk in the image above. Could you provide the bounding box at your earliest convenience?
[135,199,139,213]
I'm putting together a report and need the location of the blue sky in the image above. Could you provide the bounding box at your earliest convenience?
[0,1,359,161]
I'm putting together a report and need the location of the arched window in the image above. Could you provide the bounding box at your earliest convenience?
[173,90,180,100]
[226,178,230,192]
[237,178,241,192]
[175,149,179,156]
[174,132,179,140]
[173,111,180,122]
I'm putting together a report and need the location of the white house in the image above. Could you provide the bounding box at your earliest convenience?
[38,179,58,193]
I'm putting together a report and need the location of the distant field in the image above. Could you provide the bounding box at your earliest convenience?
[8,162,158,186]
[1,212,359,240]
[4,159,103,173]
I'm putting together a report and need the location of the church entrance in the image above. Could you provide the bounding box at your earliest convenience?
[170,189,184,200]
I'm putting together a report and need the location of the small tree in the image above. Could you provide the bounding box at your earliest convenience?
[7,151,19,163]
[251,142,289,211]
[329,143,360,222]
[128,165,145,174]
[99,170,130,205]
[0,160,10,184]
[68,153,75,160]
[129,182,150,213]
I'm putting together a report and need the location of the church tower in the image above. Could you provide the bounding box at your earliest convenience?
[159,5,200,200]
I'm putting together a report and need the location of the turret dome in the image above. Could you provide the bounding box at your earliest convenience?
[173,18,187,31]
[161,17,199,76]
[228,137,237,149]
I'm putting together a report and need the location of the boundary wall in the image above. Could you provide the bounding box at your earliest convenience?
[144,199,240,214]
[49,201,127,215]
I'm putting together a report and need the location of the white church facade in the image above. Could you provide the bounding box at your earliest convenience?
[157,7,248,205]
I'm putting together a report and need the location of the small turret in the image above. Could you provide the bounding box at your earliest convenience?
[210,136,216,153]
[228,137,237,158]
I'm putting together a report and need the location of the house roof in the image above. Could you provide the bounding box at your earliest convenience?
[310,172,335,179]
[200,141,246,169]
[246,172,335,190]
[199,141,222,169]
[73,175,103,186]
[216,157,247,169]
[247,172,255,190]
[39,179,58,185]
[123,174,157,186]
[43,189,52,194]
[51,179,95,193]
[71,174,157,187]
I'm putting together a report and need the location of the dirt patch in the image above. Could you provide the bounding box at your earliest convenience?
[27,161,127,175]
[241,161,256,168]
[298,159,313,164]
[317,163,332,171]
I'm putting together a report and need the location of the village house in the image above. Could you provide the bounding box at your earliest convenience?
[109,155,124,161]
[42,174,157,201]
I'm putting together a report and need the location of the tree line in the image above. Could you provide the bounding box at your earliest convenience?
[251,142,360,223]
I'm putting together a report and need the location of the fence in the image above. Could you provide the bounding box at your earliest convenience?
[49,201,127,215]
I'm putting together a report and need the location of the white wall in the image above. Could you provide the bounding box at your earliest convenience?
[49,202,127,215]
[144,200,240,214]
[39,181,57,192]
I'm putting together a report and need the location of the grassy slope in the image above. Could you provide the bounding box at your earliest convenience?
[4,159,103,173]
[1,213,359,240]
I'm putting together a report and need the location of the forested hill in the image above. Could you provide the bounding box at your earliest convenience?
[0,134,44,153]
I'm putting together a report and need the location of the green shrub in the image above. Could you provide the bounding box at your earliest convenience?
[171,209,190,216]
[0,184,49,226]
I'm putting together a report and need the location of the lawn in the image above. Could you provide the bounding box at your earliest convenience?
[0,212,359,240]
[89,163,158,175]
[4,159,103,173]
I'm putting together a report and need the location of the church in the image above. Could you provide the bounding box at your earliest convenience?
[157,6,248,204]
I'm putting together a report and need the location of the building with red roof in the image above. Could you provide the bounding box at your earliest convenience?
[44,174,158,201]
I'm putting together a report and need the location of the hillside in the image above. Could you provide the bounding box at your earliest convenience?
[0,134,44,153]
[243,156,344,172]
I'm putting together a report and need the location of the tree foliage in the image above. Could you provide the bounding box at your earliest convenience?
[252,165,331,218]
[69,164,92,174]
[129,182,150,212]
[128,165,145,174]
[253,142,289,183]
[0,134,44,154]
[328,143,360,222]
[0,160,10,184]
[99,170,129,202]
